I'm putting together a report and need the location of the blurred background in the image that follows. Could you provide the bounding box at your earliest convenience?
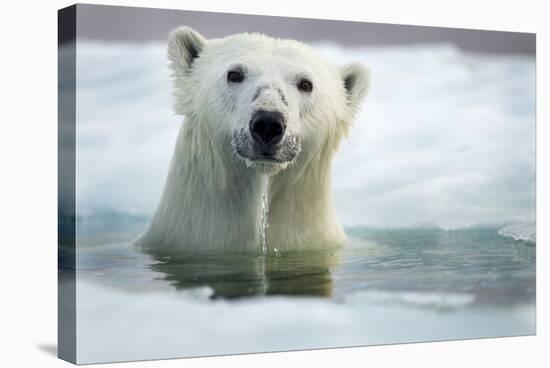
[69,4,536,243]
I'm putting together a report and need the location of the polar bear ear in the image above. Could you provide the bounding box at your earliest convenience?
[341,63,370,111]
[168,26,206,72]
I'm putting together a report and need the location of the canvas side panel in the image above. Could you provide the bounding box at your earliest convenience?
[58,4,77,364]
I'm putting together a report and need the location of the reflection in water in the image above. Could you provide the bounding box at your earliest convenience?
[73,227,536,365]
[77,227,535,308]
[74,226,536,364]
[143,248,339,299]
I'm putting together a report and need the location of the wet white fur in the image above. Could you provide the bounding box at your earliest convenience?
[137,27,369,252]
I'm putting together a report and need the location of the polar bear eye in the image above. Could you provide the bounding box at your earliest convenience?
[297,78,313,93]
[227,70,245,84]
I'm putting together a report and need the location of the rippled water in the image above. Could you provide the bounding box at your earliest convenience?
[67,222,535,363]
[76,228,535,303]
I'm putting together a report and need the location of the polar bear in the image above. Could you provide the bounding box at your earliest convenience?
[137,26,369,253]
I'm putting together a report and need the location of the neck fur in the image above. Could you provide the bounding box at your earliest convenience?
[139,119,267,252]
[266,137,346,252]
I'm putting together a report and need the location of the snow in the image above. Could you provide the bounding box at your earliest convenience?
[76,279,534,364]
[498,221,536,243]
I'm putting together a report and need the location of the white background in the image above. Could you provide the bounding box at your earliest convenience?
[0,0,547,367]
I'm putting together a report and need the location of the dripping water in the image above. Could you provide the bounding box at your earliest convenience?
[260,188,269,256]
[259,181,270,295]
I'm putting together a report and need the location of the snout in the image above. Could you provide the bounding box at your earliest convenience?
[249,110,286,147]
[232,108,300,169]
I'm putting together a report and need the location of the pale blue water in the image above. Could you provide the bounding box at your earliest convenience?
[69,217,535,363]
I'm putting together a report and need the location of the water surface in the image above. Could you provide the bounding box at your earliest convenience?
[71,224,535,363]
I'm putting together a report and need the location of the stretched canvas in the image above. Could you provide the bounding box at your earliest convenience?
[58,3,536,364]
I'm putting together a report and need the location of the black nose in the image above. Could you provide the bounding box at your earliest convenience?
[250,110,286,147]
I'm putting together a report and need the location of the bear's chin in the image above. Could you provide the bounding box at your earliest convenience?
[243,158,291,175]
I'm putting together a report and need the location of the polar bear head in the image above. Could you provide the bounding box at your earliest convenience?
[168,27,369,175]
